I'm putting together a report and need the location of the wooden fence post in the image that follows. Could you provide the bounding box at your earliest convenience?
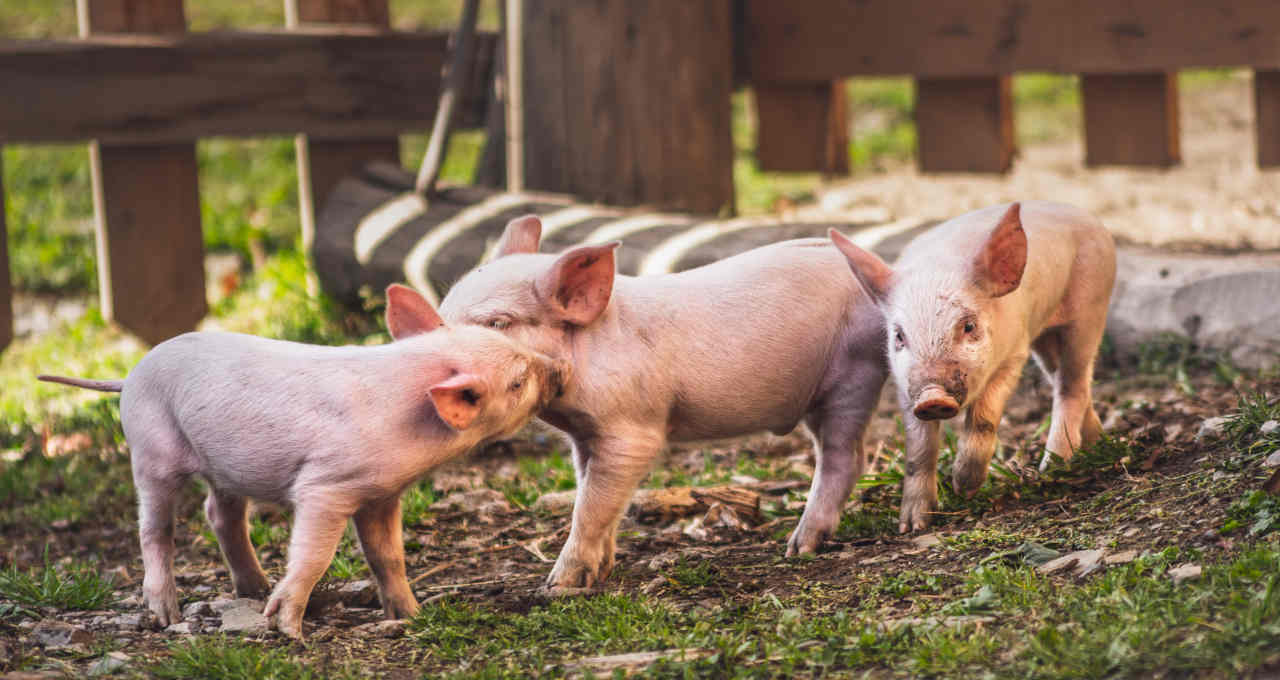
[754,81,849,175]
[287,0,400,253]
[1256,70,1280,168]
[915,76,1015,173]
[79,0,207,345]
[1082,73,1180,167]
[519,0,735,215]
[0,151,11,351]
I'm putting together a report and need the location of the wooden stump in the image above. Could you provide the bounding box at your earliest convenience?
[80,0,207,345]
[519,0,735,215]
[754,81,849,175]
[1082,73,1180,167]
[1256,70,1280,168]
[288,0,400,252]
[915,76,1014,173]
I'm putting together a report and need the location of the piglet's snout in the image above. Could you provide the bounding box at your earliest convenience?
[913,386,960,420]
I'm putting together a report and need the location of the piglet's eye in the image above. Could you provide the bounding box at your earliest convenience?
[893,327,907,350]
[963,321,976,334]
[509,379,523,392]
[485,318,511,330]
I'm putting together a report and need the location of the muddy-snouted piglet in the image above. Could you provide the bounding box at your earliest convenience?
[830,202,1116,532]
[39,285,567,639]
[434,216,889,593]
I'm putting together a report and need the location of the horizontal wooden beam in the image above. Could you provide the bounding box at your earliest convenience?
[745,1,1280,81]
[0,28,495,145]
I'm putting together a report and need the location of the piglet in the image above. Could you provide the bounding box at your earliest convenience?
[435,216,889,593]
[38,284,567,639]
[830,201,1116,531]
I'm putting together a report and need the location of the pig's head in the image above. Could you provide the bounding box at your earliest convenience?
[385,284,571,441]
[829,203,1027,422]
[437,215,619,376]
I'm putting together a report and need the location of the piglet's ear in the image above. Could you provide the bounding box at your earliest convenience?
[492,215,543,259]
[536,242,619,326]
[385,284,443,339]
[829,229,894,305]
[429,374,484,431]
[973,203,1027,298]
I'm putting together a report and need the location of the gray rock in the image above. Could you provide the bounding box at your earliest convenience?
[88,651,129,676]
[430,488,513,516]
[1264,450,1280,468]
[354,619,407,638]
[104,613,145,631]
[182,600,215,619]
[1261,420,1279,436]
[165,621,196,634]
[337,580,380,609]
[531,490,576,515]
[30,620,92,649]
[1106,250,1280,370]
[1197,417,1229,441]
[210,597,263,614]
[1038,549,1105,577]
[219,602,269,635]
[1103,550,1138,565]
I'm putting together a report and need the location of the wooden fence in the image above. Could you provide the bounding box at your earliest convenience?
[0,0,494,348]
[1,0,1278,350]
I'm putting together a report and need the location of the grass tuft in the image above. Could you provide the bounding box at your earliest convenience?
[152,636,357,680]
[0,555,117,611]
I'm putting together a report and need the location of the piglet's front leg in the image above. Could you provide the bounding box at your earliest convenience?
[545,428,662,594]
[354,497,419,619]
[898,409,941,533]
[264,504,348,640]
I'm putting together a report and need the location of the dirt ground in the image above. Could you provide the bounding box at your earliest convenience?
[2,357,1276,677]
[816,73,1280,252]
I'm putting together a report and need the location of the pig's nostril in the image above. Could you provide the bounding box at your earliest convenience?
[913,387,959,420]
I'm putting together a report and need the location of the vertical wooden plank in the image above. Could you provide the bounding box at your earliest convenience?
[80,0,206,345]
[0,150,12,351]
[915,76,1014,173]
[521,0,735,215]
[1256,70,1280,168]
[288,0,398,252]
[754,80,849,175]
[1082,72,1180,167]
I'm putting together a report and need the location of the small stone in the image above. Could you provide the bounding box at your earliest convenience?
[641,575,666,594]
[219,602,269,635]
[1103,550,1138,565]
[1264,450,1280,468]
[1260,420,1279,436]
[193,584,214,593]
[430,488,513,516]
[911,533,941,549]
[1168,563,1202,584]
[165,621,195,634]
[30,620,92,649]
[703,502,749,530]
[530,490,576,515]
[118,595,142,608]
[1038,549,1105,577]
[356,619,407,638]
[88,651,129,676]
[182,600,214,619]
[210,598,263,613]
[104,565,129,585]
[729,474,760,486]
[1196,416,1229,441]
[105,613,145,631]
[337,580,380,609]
[1122,526,1141,538]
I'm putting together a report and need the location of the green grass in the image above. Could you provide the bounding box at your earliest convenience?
[495,449,576,509]
[153,636,359,680]
[0,555,117,612]
[0,441,134,528]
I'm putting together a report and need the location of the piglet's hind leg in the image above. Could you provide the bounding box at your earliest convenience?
[354,497,418,619]
[204,490,270,599]
[134,468,184,627]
